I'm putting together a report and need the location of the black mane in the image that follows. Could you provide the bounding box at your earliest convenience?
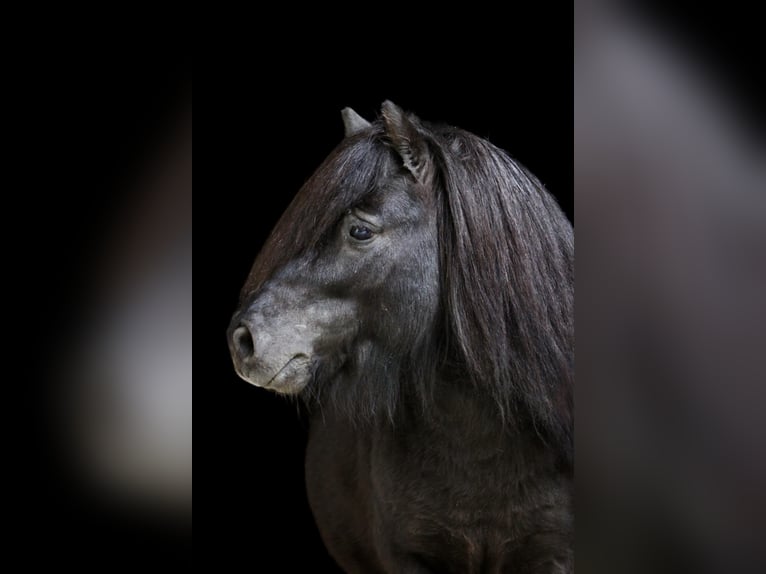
[433,126,574,458]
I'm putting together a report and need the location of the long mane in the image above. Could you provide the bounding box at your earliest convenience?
[431,126,574,459]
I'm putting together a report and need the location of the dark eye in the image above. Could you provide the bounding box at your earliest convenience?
[349,224,374,241]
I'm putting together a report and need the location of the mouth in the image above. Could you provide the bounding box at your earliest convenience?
[237,353,310,395]
[258,354,310,394]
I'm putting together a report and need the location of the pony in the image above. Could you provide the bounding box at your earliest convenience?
[228,102,573,573]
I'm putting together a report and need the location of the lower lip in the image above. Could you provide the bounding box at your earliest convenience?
[265,355,308,389]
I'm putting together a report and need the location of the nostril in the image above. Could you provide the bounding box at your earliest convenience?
[232,325,254,360]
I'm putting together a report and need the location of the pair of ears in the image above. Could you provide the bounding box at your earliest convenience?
[342,101,430,183]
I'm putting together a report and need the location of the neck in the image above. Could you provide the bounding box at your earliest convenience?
[398,374,513,456]
[386,374,566,479]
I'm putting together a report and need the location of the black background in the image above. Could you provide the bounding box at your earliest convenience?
[208,34,572,572]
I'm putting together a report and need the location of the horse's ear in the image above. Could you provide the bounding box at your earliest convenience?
[381,100,431,183]
[341,107,371,137]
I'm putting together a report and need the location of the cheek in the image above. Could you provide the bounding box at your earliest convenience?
[357,232,440,338]
[395,223,440,296]
[303,299,359,346]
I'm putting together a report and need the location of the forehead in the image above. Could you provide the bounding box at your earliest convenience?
[309,136,424,226]
[284,135,400,230]
[242,135,404,295]
[311,135,397,208]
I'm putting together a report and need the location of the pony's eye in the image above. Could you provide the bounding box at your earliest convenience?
[349,225,374,241]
